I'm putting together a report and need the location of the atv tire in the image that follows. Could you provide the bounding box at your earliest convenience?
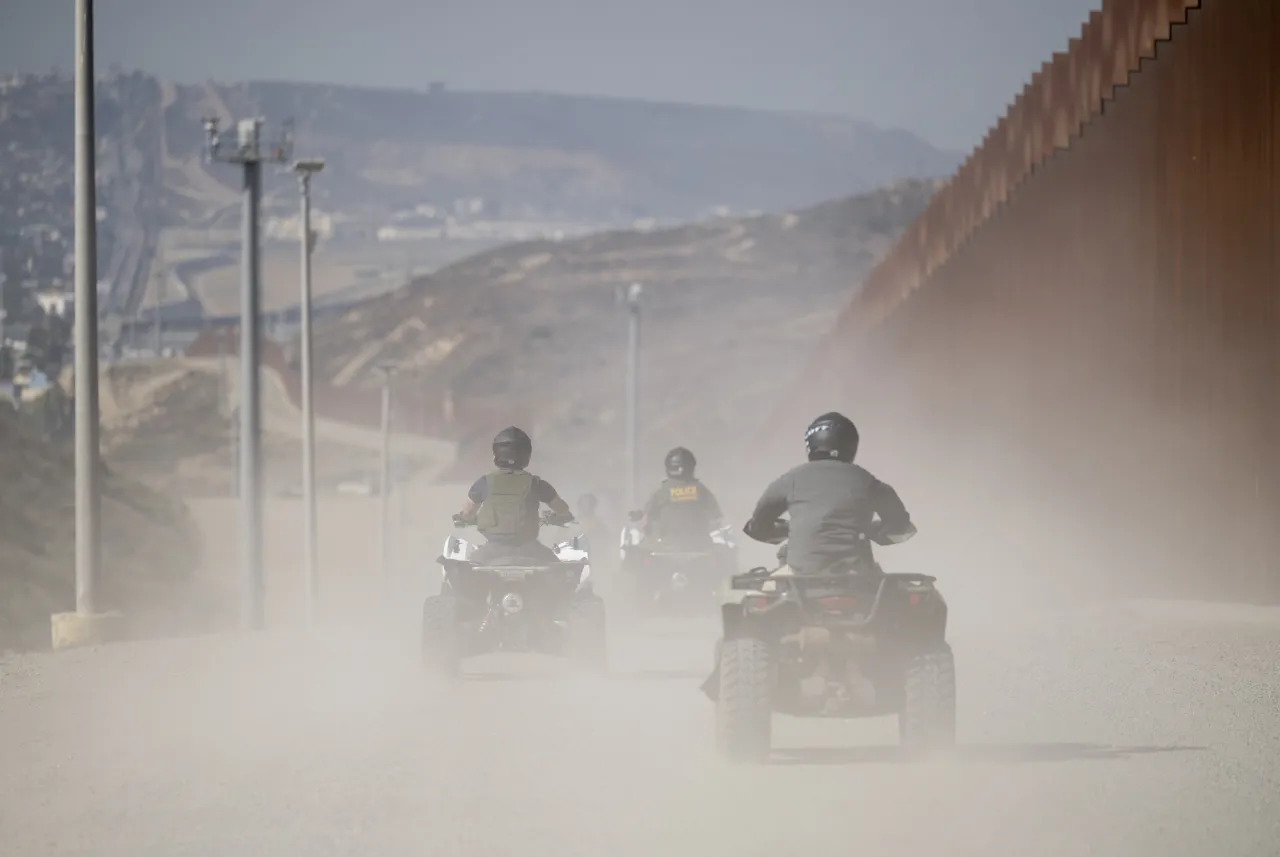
[899,644,956,756]
[421,594,461,678]
[715,637,774,764]
[567,596,608,672]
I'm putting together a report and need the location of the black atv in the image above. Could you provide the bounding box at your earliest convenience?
[704,521,954,764]
[619,513,738,616]
[421,514,608,677]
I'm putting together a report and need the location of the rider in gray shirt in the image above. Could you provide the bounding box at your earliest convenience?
[744,412,917,574]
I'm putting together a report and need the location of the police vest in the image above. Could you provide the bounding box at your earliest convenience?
[476,470,536,540]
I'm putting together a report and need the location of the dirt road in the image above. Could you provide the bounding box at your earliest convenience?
[2,593,1278,856]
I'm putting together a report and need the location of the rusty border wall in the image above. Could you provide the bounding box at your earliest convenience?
[772,0,1280,597]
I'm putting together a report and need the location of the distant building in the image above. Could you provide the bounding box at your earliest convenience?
[4,323,31,352]
[376,225,444,242]
[35,289,72,317]
[265,210,334,242]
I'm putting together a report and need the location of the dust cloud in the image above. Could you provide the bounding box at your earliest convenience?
[5,211,1280,857]
[5,311,1280,856]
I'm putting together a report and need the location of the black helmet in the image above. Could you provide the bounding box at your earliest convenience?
[665,447,696,478]
[804,412,859,463]
[493,426,532,469]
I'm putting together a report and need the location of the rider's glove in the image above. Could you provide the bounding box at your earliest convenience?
[744,517,787,543]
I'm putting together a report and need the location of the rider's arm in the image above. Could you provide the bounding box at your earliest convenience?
[640,488,664,532]
[869,478,917,543]
[744,473,790,540]
[536,478,573,518]
[457,477,487,523]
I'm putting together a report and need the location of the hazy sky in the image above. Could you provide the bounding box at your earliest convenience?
[4,0,1100,150]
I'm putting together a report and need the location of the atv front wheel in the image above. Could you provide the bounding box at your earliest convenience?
[421,594,461,678]
[899,644,956,756]
[567,596,608,672]
[716,637,774,764]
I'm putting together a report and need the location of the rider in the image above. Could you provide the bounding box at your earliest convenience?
[455,426,574,565]
[638,447,725,549]
[743,412,917,574]
[701,412,917,702]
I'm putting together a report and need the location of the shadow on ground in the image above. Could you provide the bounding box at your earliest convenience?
[460,670,560,683]
[770,743,1206,767]
[621,667,708,680]
[459,667,707,682]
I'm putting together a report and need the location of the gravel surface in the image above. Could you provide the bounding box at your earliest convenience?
[2,599,1278,857]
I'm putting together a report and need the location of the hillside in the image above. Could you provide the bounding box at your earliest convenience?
[1,70,955,364]
[0,404,230,650]
[310,179,941,493]
[97,360,435,497]
[1,71,955,232]
[190,81,957,220]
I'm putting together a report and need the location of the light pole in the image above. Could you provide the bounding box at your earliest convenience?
[203,115,294,631]
[617,282,643,508]
[374,362,396,582]
[294,158,324,628]
[73,0,102,616]
[150,250,164,357]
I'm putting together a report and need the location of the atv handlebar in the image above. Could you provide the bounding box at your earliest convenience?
[452,512,577,529]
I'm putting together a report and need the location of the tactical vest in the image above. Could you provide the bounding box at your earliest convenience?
[656,478,710,540]
[476,470,536,540]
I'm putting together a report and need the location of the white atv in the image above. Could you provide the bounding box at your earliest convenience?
[422,513,606,676]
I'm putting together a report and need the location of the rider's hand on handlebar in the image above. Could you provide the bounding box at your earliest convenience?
[743,517,788,544]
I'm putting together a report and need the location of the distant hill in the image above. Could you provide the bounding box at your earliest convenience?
[309,178,941,491]
[1,71,957,236]
[193,81,958,219]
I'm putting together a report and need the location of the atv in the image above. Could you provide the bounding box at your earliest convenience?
[704,519,954,764]
[421,513,607,676]
[619,513,738,615]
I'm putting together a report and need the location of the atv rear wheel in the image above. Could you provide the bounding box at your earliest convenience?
[567,596,608,672]
[421,595,461,678]
[715,637,774,764]
[899,645,956,756]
